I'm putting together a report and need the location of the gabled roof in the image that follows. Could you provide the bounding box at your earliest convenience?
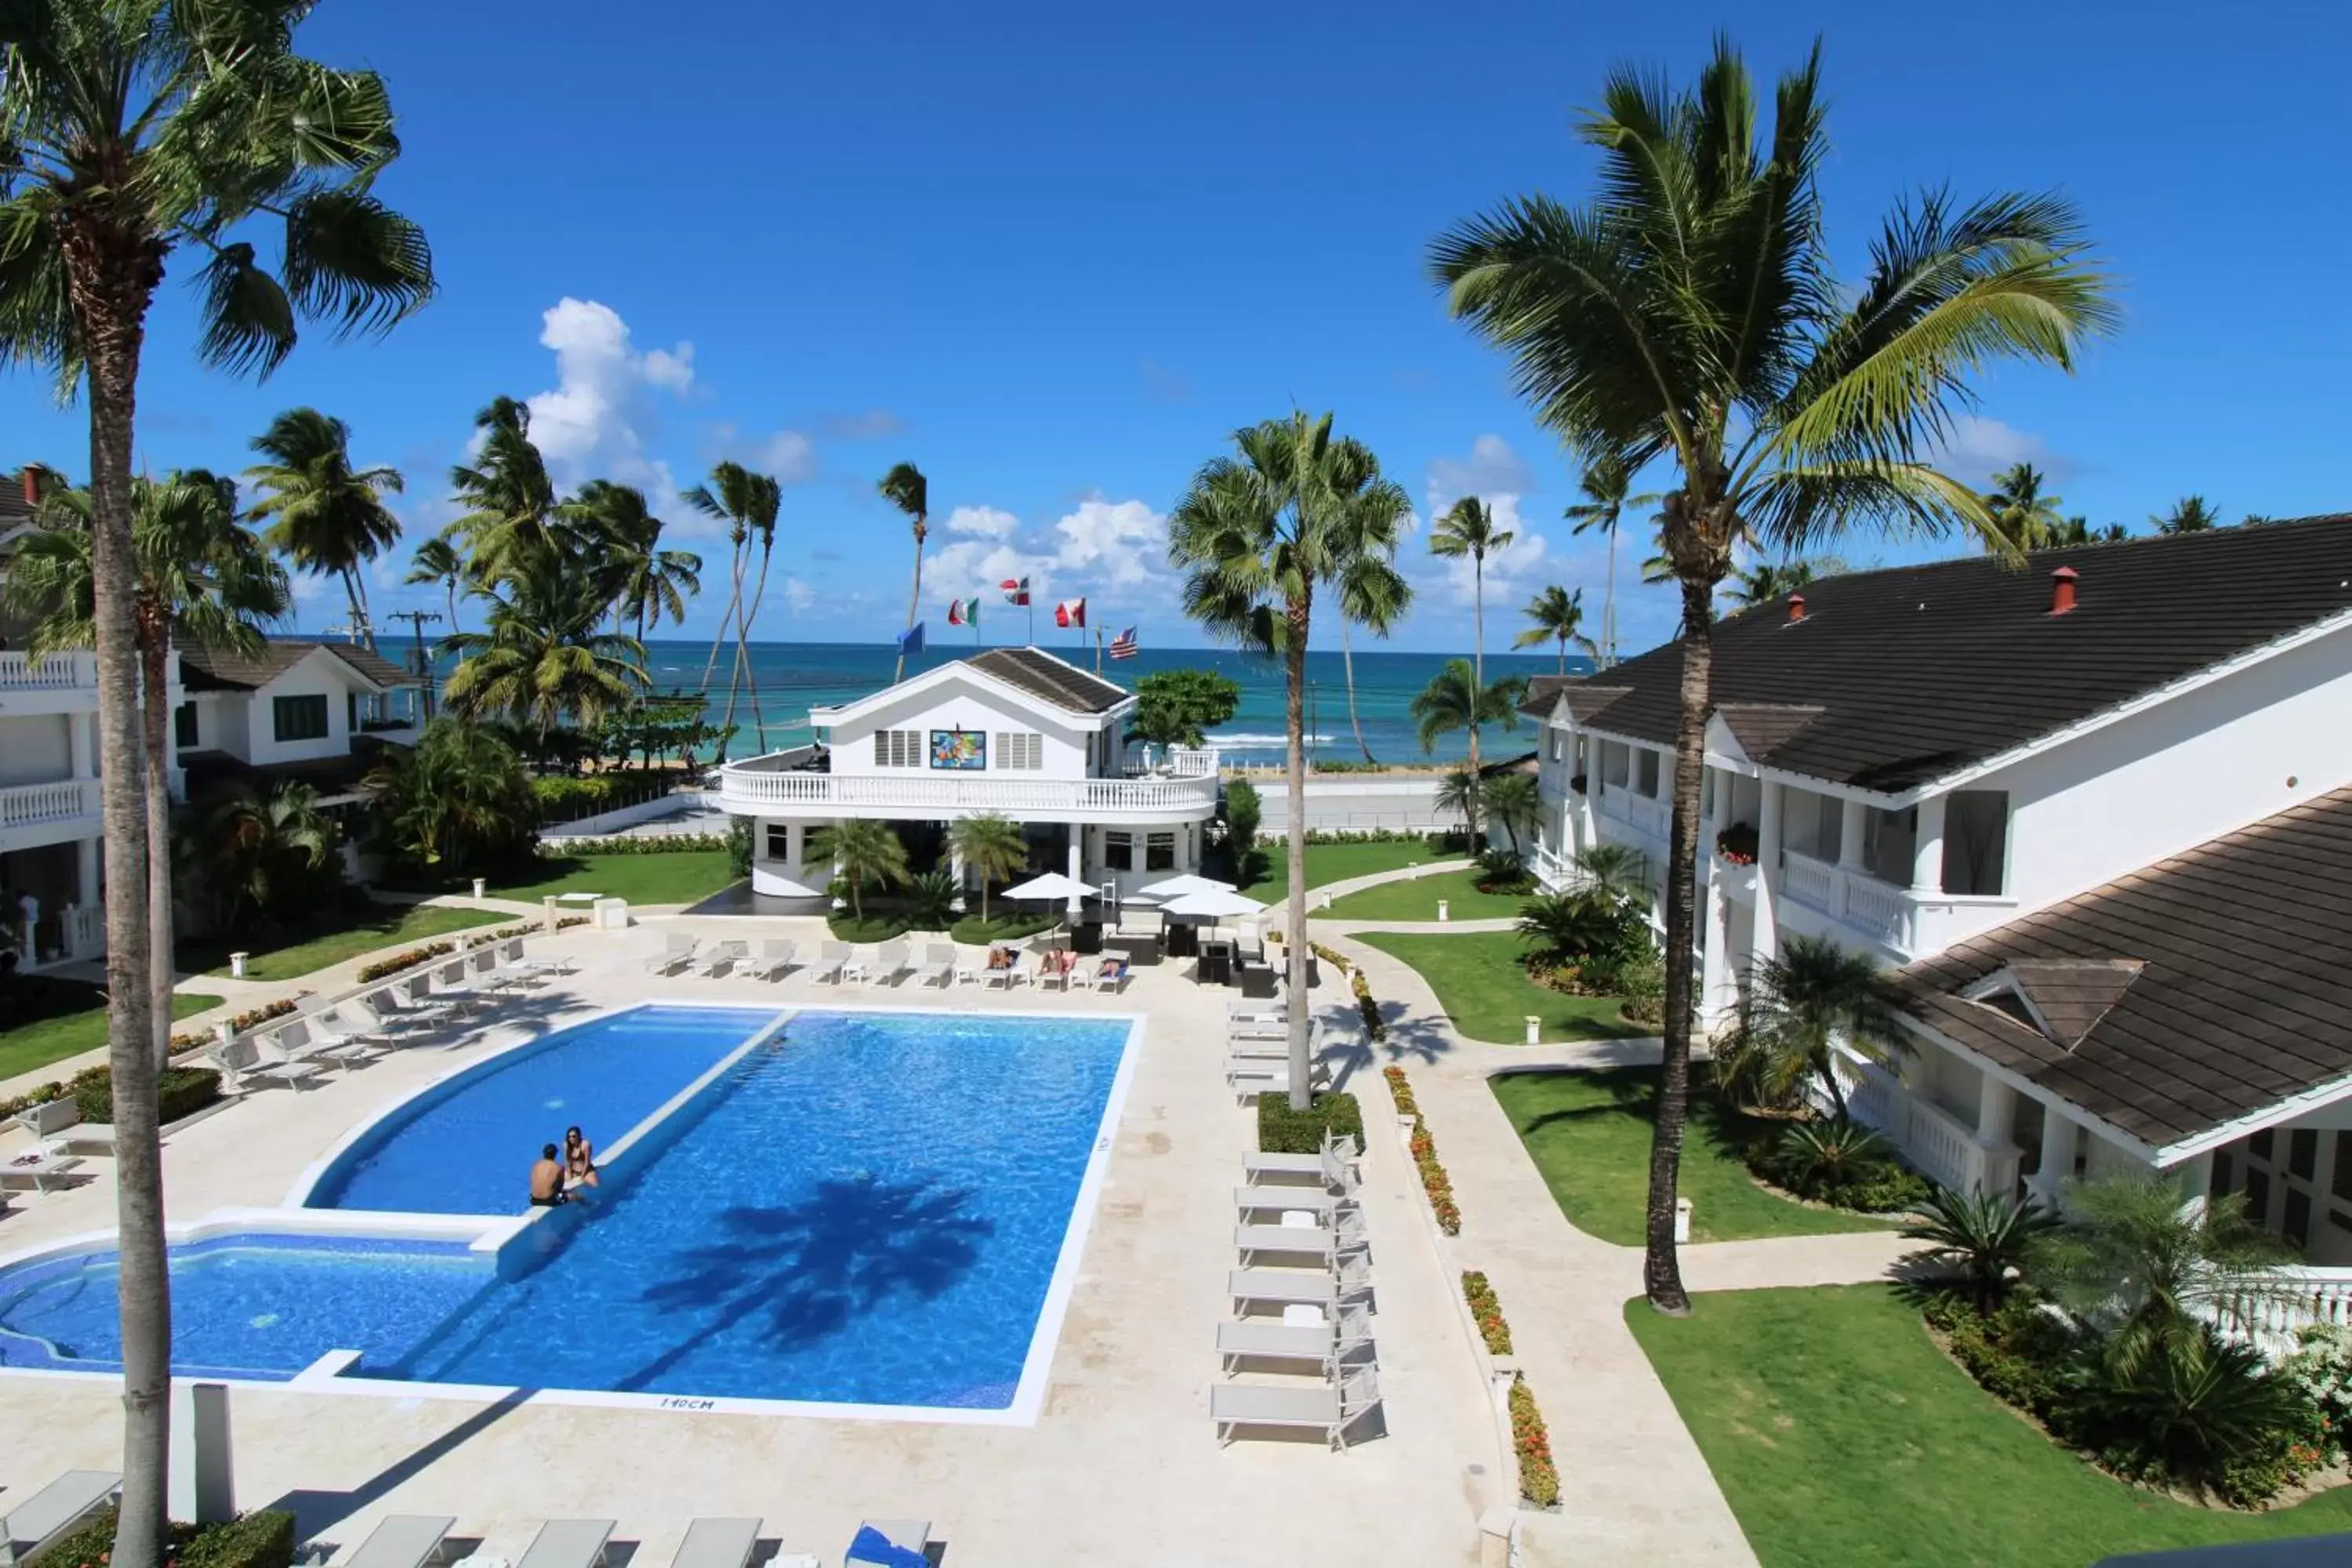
[1715,702,1825,760]
[1895,784,2352,1151]
[180,638,416,694]
[965,647,1131,714]
[1534,517,2352,792]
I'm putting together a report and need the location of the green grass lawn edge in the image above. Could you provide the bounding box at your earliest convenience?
[0,989,223,1083]
[1319,865,1529,921]
[1359,928,1651,1044]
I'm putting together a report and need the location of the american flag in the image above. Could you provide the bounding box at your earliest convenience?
[1109,626,1139,660]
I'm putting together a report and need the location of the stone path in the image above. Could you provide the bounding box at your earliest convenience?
[1313,927,1919,1566]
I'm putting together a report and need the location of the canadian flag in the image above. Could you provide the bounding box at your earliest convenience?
[1054,597,1087,629]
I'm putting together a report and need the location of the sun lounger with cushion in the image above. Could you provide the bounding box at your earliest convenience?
[1210,1367,1381,1450]
[844,1520,931,1568]
[1085,956,1131,993]
[742,938,796,980]
[1233,1185,1360,1221]
[688,939,749,977]
[0,1471,121,1568]
[862,940,910,986]
[515,1518,615,1568]
[339,1514,456,1568]
[1215,1301,1374,1374]
[271,1018,381,1070]
[1233,1224,1368,1267]
[807,942,850,983]
[1244,1132,1360,1188]
[669,1518,761,1568]
[644,932,701,975]
[979,946,1024,989]
[205,1038,324,1094]
[1229,1267,1338,1314]
[910,943,954,987]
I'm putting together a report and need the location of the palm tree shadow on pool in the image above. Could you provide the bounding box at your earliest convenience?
[612,1172,993,1393]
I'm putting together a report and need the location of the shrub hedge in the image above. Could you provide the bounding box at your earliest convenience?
[354,940,459,984]
[1257,1091,1363,1154]
[39,1506,295,1568]
[535,831,731,857]
[1462,1271,1513,1356]
[949,912,1058,945]
[63,1065,223,1127]
[1348,968,1385,1042]
[1509,1375,1562,1508]
[1384,1066,1461,1233]
[169,996,303,1053]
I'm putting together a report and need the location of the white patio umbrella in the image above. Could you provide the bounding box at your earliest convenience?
[999,870,1099,949]
[1159,886,1269,945]
[1135,872,1238,902]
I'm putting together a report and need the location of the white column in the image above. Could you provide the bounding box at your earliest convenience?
[1973,1075,2020,1197]
[76,836,100,906]
[1698,878,1733,1029]
[1065,837,1084,919]
[69,710,95,776]
[1752,779,1782,961]
[1837,797,1867,869]
[2031,1109,2076,1210]
[2172,1149,2215,1221]
[1911,794,1947,892]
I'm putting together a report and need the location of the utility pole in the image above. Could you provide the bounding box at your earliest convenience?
[384,609,443,720]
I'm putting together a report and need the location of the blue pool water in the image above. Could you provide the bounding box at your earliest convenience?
[310,1006,779,1214]
[0,1009,1132,1409]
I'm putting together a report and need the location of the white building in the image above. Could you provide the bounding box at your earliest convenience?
[175,638,424,780]
[1524,517,2352,1323]
[712,647,1219,913]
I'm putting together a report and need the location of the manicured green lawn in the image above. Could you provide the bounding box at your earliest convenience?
[0,986,223,1082]
[1320,865,1528,921]
[1490,1065,1886,1243]
[1629,1284,2352,1567]
[491,851,739,906]
[187,903,506,982]
[1238,840,1464,908]
[1360,929,1651,1044]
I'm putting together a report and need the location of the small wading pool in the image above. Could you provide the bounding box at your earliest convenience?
[0,1007,1137,1414]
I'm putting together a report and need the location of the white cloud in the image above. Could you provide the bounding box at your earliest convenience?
[1429,495,1558,605]
[1931,416,2068,486]
[945,505,1019,539]
[518,297,696,519]
[817,409,908,441]
[782,576,815,613]
[1425,434,1535,517]
[920,493,1171,619]
[1051,496,1167,589]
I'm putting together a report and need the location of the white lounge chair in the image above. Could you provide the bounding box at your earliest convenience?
[11,1097,112,1159]
[0,1471,120,1568]
[314,1000,403,1046]
[1084,956,1131,993]
[1216,1301,1373,1374]
[1030,942,1077,990]
[507,936,577,976]
[1229,1000,1287,1025]
[1233,1222,1370,1267]
[1229,1267,1337,1314]
[1211,1367,1381,1450]
[1233,1185,1360,1221]
[744,938,797,981]
[342,1515,456,1568]
[840,945,877,983]
[862,940,910,987]
[387,975,463,1027]
[644,932,701,975]
[979,946,1025,989]
[670,1518,760,1568]
[270,1018,379,1071]
[691,939,750,977]
[0,1147,85,1193]
[430,960,492,1014]
[910,943,955,987]
[845,1521,931,1568]
[348,988,450,1039]
[205,1037,324,1094]
[1245,1131,1361,1188]
[951,946,986,986]
[515,1518,614,1568]
[807,942,850,984]
[1228,1036,1290,1061]
[1226,1058,1331,1098]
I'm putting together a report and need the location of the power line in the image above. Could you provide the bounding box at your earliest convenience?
[383,609,443,719]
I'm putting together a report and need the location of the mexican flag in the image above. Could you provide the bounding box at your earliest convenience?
[947,597,979,627]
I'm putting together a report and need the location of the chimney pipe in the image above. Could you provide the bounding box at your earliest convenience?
[19,466,35,506]
[1786,593,1806,623]
[2050,566,2079,615]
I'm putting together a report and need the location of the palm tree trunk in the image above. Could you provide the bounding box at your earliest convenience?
[1472,556,1485,691]
[1602,524,1619,670]
[71,268,169,1568]
[139,630,176,1069]
[1283,593,1312,1112]
[698,540,741,699]
[738,542,774,751]
[1643,574,1713,1317]
[1820,1058,1850,1121]
[894,524,925,684]
[344,565,372,649]
[1340,621,1373,764]
[1556,633,1566,677]
[713,543,750,763]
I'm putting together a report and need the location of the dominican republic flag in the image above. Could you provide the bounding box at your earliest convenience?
[896,621,925,655]
[1000,576,1031,606]
[946,597,978,627]
[1054,597,1087,629]
[1109,626,1139,660]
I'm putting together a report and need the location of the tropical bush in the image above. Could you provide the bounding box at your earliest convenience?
[902,869,959,930]
[1258,1091,1363,1155]
[2070,1333,2326,1507]
[1128,667,1241,747]
[175,782,350,935]
[810,818,909,920]
[43,1508,295,1568]
[725,815,753,880]
[1901,1185,2063,1312]
[2282,1325,2352,1457]
[1715,821,1759,865]
[1617,951,1667,1025]
[1473,845,1536,895]
[368,719,539,875]
[528,771,672,822]
[1221,777,1261,862]
[1711,933,1908,1117]
[1755,1117,1927,1211]
[1923,1291,2079,1421]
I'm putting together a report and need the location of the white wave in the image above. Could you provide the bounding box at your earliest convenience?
[1205,731,1334,748]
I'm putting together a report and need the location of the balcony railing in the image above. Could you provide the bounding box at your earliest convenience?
[0,777,96,830]
[2210,1267,2352,1355]
[1596,786,1668,842]
[1846,1059,2019,1196]
[0,650,96,691]
[715,754,1219,821]
[1778,848,1916,949]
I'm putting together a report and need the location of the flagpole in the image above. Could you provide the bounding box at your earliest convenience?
[1094,624,1104,676]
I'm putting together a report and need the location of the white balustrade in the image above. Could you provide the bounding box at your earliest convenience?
[0,651,93,691]
[0,778,95,829]
[1839,873,1912,946]
[64,904,106,960]
[1846,1060,1987,1193]
[1780,849,1836,910]
[717,760,1218,820]
[2209,1268,2352,1355]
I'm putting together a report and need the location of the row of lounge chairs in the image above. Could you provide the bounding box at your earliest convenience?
[1214,1127,1383,1450]
[1225,1000,1332,1102]
[644,933,1132,993]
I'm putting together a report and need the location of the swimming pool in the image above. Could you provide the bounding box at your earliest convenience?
[0,1006,1138,1418]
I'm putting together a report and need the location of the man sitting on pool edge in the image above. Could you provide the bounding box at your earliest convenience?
[529,1143,568,1207]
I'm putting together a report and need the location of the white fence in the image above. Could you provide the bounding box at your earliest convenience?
[0,778,96,829]
[0,651,94,691]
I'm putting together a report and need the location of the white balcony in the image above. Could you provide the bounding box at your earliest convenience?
[0,651,100,716]
[715,752,1219,826]
[1776,848,2019,959]
[0,777,99,840]
[1595,785,1668,844]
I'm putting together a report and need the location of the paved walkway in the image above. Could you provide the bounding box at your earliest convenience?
[1314,928,1918,1566]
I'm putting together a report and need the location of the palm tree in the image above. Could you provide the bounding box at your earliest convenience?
[1483,771,1542,858]
[183,782,335,934]
[1515,888,1626,966]
[1981,462,2066,554]
[2051,515,2129,546]
[1167,412,1411,1109]
[1430,38,2112,1312]
[683,463,780,754]
[1429,497,1514,692]
[1514,585,1597,675]
[1562,454,1661,668]
[949,814,1029,922]
[1900,1185,2061,1313]
[1711,934,1909,1117]
[1327,441,1416,765]
[571,481,702,645]
[1408,658,1522,841]
[365,719,539,874]
[0,13,433,1539]
[1725,558,1828,608]
[1432,764,1483,845]
[2155,495,2223,535]
[405,534,469,641]
[1570,841,1650,904]
[243,408,403,646]
[441,583,646,739]
[811,819,911,920]
[10,474,289,1068]
[880,463,930,682]
[448,398,558,579]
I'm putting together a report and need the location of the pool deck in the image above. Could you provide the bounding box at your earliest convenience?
[0,916,1506,1567]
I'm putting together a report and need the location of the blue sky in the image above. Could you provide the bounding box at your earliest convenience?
[9,0,2350,654]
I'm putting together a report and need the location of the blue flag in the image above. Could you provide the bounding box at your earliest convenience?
[896,621,925,655]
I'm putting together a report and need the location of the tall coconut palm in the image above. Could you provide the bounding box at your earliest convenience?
[1514,584,1597,674]
[1562,454,1661,668]
[1167,412,1410,1109]
[1431,38,2112,1312]
[683,463,780,753]
[0,11,432,1541]
[811,818,910,920]
[405,533,469,642]
[1725,558,1824,608]
[1408,658,1522,841]
[1327,441,1416,765]
[243,408,403,645]
[2155,495,2222,535]
[441,574,646,739]
[1980,462,2065,554]
[1429,496,1514,691]
[448,398,557,579]
[949,813,1030,921]
[568,480,702,645]
[880,462,930,682]
[1483,771,1543,858]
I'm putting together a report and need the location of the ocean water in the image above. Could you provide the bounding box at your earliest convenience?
[630,640,1586,764]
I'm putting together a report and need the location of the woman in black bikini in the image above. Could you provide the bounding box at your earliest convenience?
[564,1124,599,1189]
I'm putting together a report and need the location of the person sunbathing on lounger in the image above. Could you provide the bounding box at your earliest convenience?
[530,1144,568,1207]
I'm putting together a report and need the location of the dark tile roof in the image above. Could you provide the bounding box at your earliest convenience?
[1519,673,1573,718]
[180,638,414,693]
[1539,517,2352,791]
[1895,786,2352,1149]
[966,647,1130,714]
[1716,703,1824,759]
